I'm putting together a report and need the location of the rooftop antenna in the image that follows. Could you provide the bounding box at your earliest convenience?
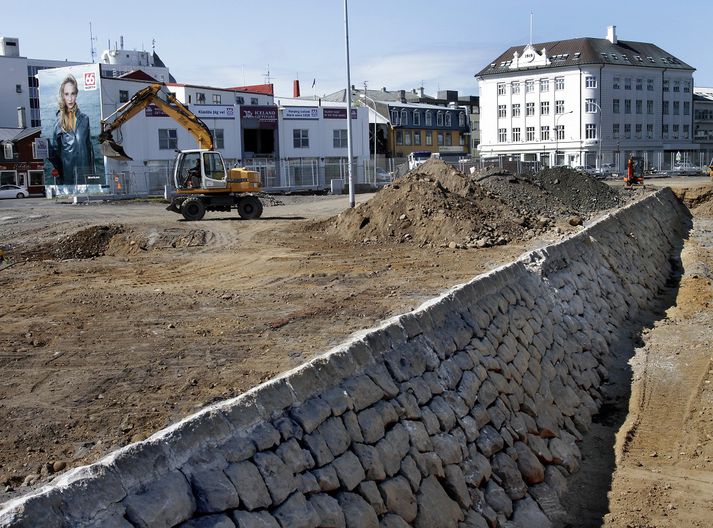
[152,38,156,51]
[89,22,97,63]
[529,11,533,45]
[263,65,273,85]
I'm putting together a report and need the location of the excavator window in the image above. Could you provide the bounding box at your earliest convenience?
[203,152,227,181]
[178,153,202,189]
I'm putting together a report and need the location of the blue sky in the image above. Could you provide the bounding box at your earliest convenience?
[5,0,712,98]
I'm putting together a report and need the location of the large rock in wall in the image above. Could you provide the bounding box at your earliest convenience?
[0,189,689,528]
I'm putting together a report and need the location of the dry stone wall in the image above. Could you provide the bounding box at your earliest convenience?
[0,189,689,528]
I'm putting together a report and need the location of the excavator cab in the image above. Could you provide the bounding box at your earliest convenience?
[174,150,228,191]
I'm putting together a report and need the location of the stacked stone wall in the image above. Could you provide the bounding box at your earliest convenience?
[0,189,689,528]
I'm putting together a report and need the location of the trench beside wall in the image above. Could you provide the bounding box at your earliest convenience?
[0,189,689,528]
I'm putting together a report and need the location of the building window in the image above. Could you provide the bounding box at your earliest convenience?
[585,76,596,88]
[555,77,564,90]
[512,82,520,94]
[401,110,408,125]
[684,101,690,115]
[683,124,690,138]
[647,79,654,91]
[525,80,534,93]
[16,84,22,93]
[404,131,412,145]
[647,124,654,139]
[445,132,452,146]
[526,102,535,116]
[4,143,14,159]
[663,80,669,92]
[673,124,679,138]
[422,131,431,145]
[673,80,680,92]
[425,111,432,126]
[251,97,259,105]
[635,78,643,90]
[512,128,521,142]
[673,101,680,115]
[437,112,444,126]
[333,129,347,148]
[196,92,206,104]
[636,100,642,114]
[395,130,403,145]
[635,124,642,138]
[211,129,225,149]
[540,79,549,92]
[212,94,221,104]
[663,100,669,115]
[498,105,507,118]
[391,110,400,125]
[526,126,535,141]
[445,113,452,127]
[555,100,564,114]
[585,123,596,139]
[647,100,654,114]
[413,112,420,125]
[613,77,620,89]
[498,128,507,142]
[119,90,129,103]
[555,125,564,140]
[624,78,632,90]
[458,112,465,127]
[236,95,245,104]
[497,83,506,95]
[624,124,631,139]
[624,100,631,114]
[437,132,444,145]
[613,99,620,113]
[541,101,550,115]
[585,99,597,113]
[414,131,421,145]
[613,124,620,139]
[684,81,691,93]
[158,129,177,149]
[541,126,550,141]
[662,124,669,138]
[293,129,309,148]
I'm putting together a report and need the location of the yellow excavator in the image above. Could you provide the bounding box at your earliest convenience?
[99,83,263,221]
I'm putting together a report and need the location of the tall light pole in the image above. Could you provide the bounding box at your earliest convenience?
[554,110,574,166]
[360,92,378,183]
[343,0,355,207]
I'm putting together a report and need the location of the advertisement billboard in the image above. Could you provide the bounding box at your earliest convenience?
[38,64,105,194]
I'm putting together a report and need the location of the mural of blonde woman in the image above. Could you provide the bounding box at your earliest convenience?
[48,74,94,185]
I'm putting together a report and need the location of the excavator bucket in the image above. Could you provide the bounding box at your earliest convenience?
[100,138,133,161]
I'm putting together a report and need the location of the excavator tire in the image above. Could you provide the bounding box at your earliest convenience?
[237,195,263,220]
[181,198,206,221]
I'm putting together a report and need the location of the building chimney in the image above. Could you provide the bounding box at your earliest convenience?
[399,89,406,103]
[120,35,124,49]
[17,107,26,128]
[293,80,301,98]
[607,25,617,44]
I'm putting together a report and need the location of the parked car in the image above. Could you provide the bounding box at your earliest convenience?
[595,163,617,178]
[573,165,596,175]
[375,168,393,182]
[667,162,703,176]
[0,184,28,199]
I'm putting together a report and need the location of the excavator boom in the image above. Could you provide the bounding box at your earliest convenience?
[99,83,214,160]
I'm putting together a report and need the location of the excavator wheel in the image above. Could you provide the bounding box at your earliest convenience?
[181,198,206,221]
[237,196,263,220]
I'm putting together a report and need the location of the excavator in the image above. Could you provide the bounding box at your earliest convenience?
[99,83,263,221]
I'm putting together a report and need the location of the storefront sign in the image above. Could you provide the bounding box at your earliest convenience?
[191,105,235,120]
[283,107,319,120]
[240,106,278,129]
[145,104,169,117]
[323,108,357,119]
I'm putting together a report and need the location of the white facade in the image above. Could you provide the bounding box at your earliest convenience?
[477,30,697,171]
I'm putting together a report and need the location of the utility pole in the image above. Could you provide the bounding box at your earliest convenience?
[344,0,355,207]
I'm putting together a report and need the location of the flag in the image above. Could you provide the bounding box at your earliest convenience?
[312,78,316,88]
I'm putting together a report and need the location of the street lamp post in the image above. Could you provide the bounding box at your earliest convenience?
[360,92,378,184]
[554,110,574,166]
[343,0,355,207]
[591,101,603,171]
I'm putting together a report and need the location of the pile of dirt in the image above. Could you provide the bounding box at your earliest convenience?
[17,225,125,261]
[314,160,625,248]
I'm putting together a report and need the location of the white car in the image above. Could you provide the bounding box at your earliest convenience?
[668,163,702,176]
[0,184,28,199]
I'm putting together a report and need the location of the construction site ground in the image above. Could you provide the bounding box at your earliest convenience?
[0,171,711,526]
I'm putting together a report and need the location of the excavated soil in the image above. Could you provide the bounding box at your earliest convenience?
[0,171,711,525]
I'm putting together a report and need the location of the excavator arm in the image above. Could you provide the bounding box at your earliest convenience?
[99,83,214,160]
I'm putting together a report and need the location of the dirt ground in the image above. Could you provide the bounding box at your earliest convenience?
[0,173,711,525]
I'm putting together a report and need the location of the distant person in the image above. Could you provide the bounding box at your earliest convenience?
[48,74,94,185]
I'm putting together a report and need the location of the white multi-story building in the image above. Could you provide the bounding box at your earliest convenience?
[477,26,697,171]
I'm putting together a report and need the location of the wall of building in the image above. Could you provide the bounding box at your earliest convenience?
[0,189,689,528]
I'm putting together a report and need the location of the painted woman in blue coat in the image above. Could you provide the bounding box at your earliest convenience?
[49,74,95,185]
